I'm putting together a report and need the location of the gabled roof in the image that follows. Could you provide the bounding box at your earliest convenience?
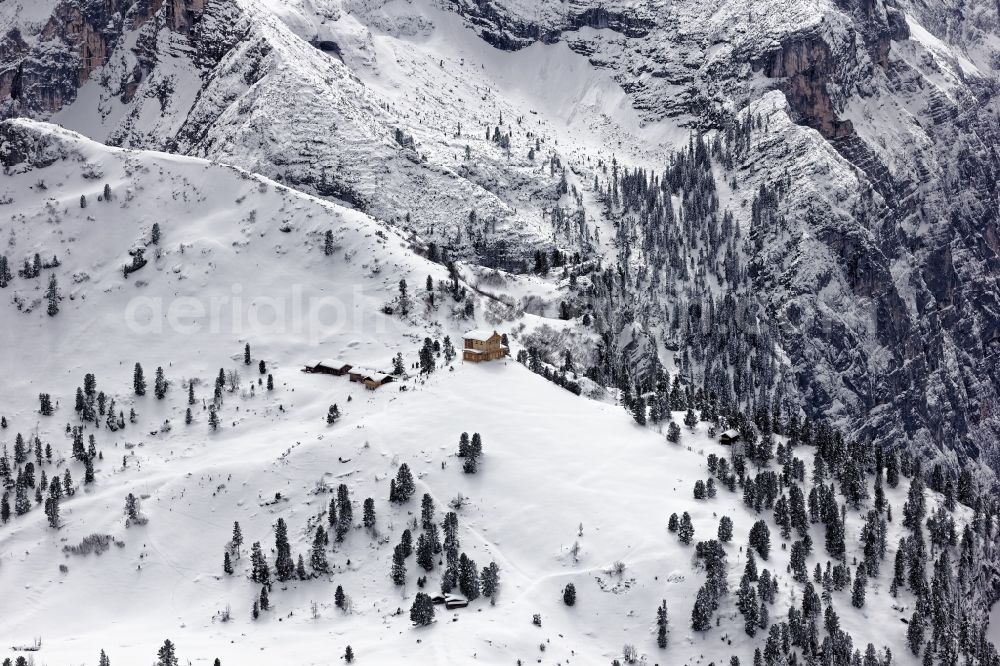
[316,359,351,369]
[720,428,740,439]
[464,329,500,342]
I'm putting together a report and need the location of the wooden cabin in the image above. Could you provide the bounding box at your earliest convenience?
[719,429,740,445]
[348,369,394,390]
[362,373,393,390]
[462,329,506,362]
[304,359,353,375]
[430,594,468,609]
[719,429,741,446]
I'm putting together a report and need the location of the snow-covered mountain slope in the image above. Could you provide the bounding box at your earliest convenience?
[1,119,998,666]
[4,0,1000,480]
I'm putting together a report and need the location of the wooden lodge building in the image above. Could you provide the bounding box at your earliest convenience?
[348,369,394,390]
[303,359,393,390]
[304,359,353,376]
[462,329,507,362]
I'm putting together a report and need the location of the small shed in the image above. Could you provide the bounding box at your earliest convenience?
[719,429,741,445]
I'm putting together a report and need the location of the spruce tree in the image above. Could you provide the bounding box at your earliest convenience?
[458,553,480,600]
[45,273,60,316]
[391,463,415,503]
[391,543,407,585]
[481,561,500,603]
[311,526,329,573]
[154,367,167,399]
[851,564,867,608]
[156,640,178,666]
[409,592,434,626]
[336,483,352,541]
[363,498,376,533]
[134,363,146,396]
[749,520,771,559]
[416,533,434,572]
[678,512,694,545]
[718,516,733,542]
[562,582,576,606]
[691,585,712,631]
[656,600,669,648]
[335,585,345,609]
[274,518,294,581]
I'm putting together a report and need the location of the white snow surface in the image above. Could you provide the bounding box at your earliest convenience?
[0,120,944,665]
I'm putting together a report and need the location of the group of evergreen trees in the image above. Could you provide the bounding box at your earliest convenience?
[675,403,1000,666]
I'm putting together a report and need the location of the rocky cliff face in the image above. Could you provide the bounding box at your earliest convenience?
[0,0,205,118]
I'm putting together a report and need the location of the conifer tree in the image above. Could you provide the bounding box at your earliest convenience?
[391,543,407,585]
[416,533,434,572]
[668,512,679,532]
[46,273,60,316]
[250,541,270,585]
[344,646,354,663]
[678,512,694,545]
[481,561,500,603]
[391,463,415,503]
[691,585,713,632]
[244,343,251,365]
[363,498,376,533]
[99,649,110,666]
[656,600,669,648]
[311,525,329,573]
[231,521,244,557]
[324,230,334,256]
[156,640,179,666]
[134,363,146,396]
[749,520,771,560]
[274,518,294,581]
[336,484,352,541]
[410,592,434,626]
[718,516,733,542]
[563,582,577,606]
[420,493,435,529]
[223,551,233,575]
[154,367,167,399]
[851,564,867,608]
[335,585,346,609]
